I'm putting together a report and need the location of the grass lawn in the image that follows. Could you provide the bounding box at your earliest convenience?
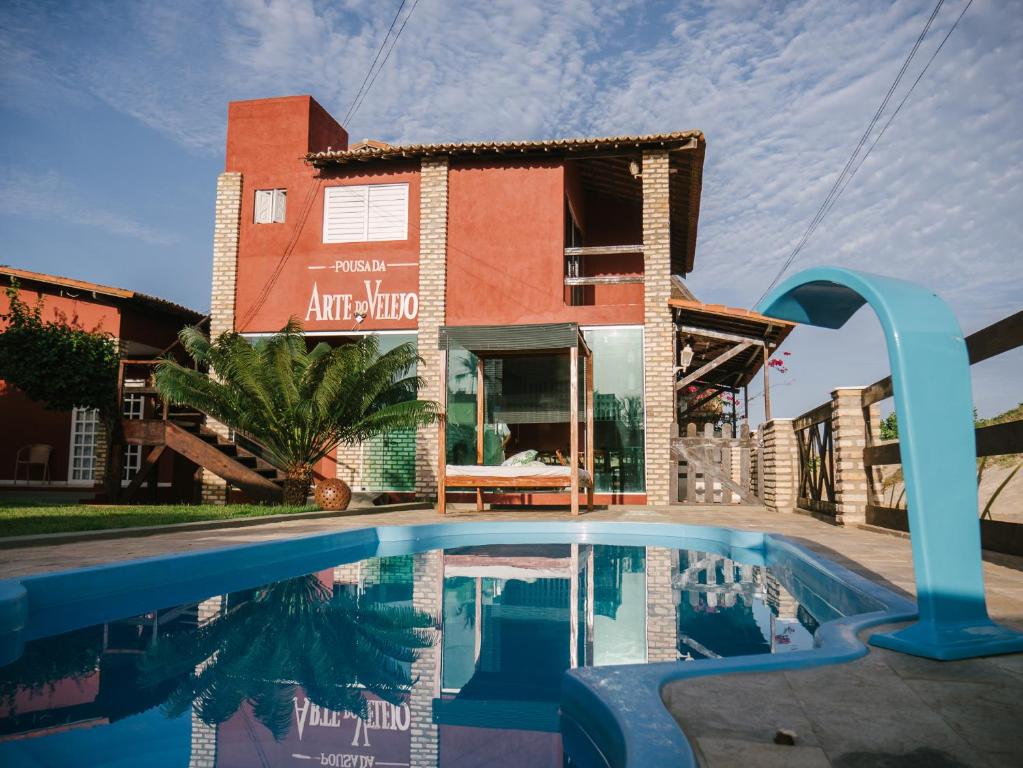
[0,502,316,538]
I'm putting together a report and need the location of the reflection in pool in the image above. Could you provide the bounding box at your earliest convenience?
[1,543,846,767]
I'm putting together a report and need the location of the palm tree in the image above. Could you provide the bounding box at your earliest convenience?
[137,573,434,740]
[156,320,438,504]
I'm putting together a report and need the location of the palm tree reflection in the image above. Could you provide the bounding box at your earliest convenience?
[137,573,434,740]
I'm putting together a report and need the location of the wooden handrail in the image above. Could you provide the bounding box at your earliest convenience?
[793,401,832,432]
[865,420,1023,467]
[862,309,1023,407]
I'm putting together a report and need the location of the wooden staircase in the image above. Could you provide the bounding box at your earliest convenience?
[122,415,285,503]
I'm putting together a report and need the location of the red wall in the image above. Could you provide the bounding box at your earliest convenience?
[228,98,647,334]
[0,383,73,482]
[0,285,123,483]
[228,97,425,334]
[445,160,644,326]
[0,284,122,338]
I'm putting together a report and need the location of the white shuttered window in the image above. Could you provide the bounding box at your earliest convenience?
[323,183,408,243]
[254,189,286,223]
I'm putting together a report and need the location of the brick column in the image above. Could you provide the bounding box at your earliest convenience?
[749,430,763,499]
[830,387,878,526]
[409,550,442,767]
[415,157,449,501]
[761,418,798,513]
[202,172,243,505]
[642,150,674,506]
[646,546,678,662]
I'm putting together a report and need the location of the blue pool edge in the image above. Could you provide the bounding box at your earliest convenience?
[0,520,918,768]
[560,532,918,768]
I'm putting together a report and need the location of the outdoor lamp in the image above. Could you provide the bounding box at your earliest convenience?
[680,340,695,373]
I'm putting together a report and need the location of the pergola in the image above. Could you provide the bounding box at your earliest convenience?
[437,323,595,515]
[669,298,796,430]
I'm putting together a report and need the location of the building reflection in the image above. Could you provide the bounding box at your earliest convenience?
[0,545,822,768]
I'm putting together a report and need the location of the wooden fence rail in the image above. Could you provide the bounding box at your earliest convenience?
[858,309,1023,554]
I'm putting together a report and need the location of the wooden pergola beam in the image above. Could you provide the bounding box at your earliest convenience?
[678,324,765,347]
[675,342,753,391]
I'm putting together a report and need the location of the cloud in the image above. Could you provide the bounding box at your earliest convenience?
[0,168,178,246]
[2,0,1020,417]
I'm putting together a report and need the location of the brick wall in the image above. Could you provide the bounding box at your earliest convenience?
[202,172,243,504]
[642,151,674,506]
[414,158,449,500]
[335,441,363,490]
[360,428,416,491]
[333,561,362,586]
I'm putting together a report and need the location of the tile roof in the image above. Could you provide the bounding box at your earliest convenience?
[1,265,203,320]
[306,130,704,165]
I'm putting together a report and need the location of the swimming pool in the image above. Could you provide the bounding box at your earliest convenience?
[0,522,915,767]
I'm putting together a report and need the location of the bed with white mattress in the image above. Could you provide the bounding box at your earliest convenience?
[442,462,594,513]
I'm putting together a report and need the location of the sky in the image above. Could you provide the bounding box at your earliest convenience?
[1,0,1020,423]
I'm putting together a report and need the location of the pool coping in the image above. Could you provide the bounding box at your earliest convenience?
[0,520,918,767]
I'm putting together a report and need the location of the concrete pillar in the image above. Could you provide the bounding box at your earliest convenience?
[646,547,678,662]
[409,550,443,767]
[761,418,798,514]
[641,150,674,506]
[414,157,449,502]
[830,386,879,526]
[201,172,243,505]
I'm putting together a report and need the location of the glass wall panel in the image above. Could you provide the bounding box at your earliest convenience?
[582,327,646,493]
[446,348,483,465]
[446,351,574,465]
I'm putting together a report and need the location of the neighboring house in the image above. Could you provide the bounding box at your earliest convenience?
[0,266,203,499]
[206,95,787,507]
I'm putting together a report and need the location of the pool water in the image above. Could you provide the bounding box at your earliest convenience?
[0,542,862,767]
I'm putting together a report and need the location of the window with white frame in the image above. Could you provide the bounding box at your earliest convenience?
[254,188,287,224]
[323,183,408,243]
[122,389,145,482]
[69,407,100,483]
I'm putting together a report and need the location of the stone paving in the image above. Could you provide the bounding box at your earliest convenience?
[2,504,1022,766]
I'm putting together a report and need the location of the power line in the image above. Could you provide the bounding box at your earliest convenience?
[238,1,426,328]
[345,0,423,127]
[820,0,975,222]
[756,0,951,304]
[342,0,409,128]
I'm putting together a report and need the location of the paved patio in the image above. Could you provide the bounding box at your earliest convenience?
[2,504,1022,766]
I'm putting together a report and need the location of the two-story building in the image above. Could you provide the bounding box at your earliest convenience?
[209,95,785,509]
